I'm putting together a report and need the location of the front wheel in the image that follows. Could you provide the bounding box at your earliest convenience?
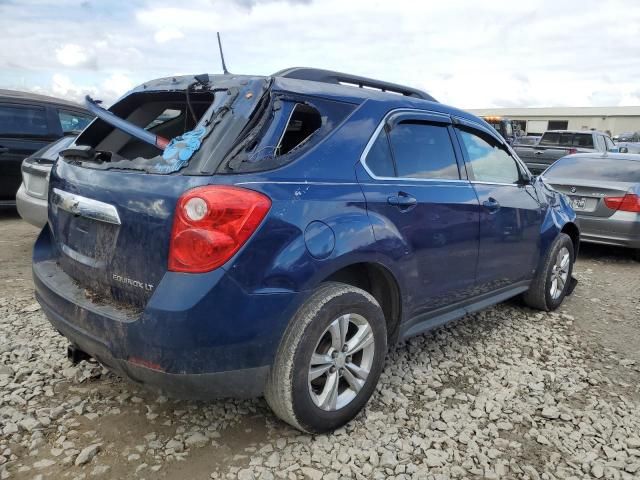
[523,233,575,311]
[265,282,387,433]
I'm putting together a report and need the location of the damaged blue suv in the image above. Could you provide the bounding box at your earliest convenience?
[33,68,579,433]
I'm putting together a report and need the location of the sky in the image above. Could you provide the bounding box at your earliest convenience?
[1,0,640,108]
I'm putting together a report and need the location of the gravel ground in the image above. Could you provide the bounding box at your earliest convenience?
[1,210,640,480]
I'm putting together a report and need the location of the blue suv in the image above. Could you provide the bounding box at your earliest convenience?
[33,68,579,433]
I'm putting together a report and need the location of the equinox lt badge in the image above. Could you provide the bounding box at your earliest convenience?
[112,273,154,291]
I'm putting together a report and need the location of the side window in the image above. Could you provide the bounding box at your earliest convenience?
[0,104,48,136]
[58,110,93,134]
[365,130,395,177]
[458,129,521,184]
[387,122,459,179]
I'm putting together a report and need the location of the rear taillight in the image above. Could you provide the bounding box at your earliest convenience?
[604,193,640,212]
[168,185,271,273]
[567,148,578,155]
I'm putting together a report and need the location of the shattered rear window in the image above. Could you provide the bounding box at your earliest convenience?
[65,88,236,174]
[61,77,354,175]
[221,95,355,173]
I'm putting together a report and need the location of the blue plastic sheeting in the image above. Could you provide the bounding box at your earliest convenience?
[154,127,207,173]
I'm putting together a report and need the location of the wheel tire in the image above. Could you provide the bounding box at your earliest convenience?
[632,249,640,262]
[523,233,575,311]
[264,282,387,433]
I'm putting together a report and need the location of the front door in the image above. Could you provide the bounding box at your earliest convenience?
[357,111,480,318]
[454,123,543,294]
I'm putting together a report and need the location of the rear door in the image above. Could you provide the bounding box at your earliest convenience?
[357,110,480,317]
[0,103,56,202]
[453,121,543,293]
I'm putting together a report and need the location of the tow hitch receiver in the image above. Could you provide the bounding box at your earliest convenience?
[67,344,91,365]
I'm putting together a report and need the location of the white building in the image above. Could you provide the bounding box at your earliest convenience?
[468,106,640,137]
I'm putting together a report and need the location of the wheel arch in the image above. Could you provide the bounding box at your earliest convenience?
[560,221,580,259]
[321,262,402,344]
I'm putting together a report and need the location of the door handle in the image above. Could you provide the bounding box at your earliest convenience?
[388,192,417,211]
[483,197,501,213]
[0,146,9,154]
[534,151,544,155]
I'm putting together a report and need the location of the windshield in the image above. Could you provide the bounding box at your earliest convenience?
[544,156,640,183]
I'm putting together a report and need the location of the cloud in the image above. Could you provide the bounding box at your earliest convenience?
[154,28,184,44]
[55,44,96,68]
[589,90,623,107]
[232,0,311,8]
[101,73,134,100]
[1,0,640,109]
[29,72,133,106]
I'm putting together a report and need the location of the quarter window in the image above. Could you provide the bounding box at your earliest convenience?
[365,130,395,177]
[458,129,521,184]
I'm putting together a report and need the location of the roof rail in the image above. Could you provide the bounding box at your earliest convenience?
[273,67,437,102]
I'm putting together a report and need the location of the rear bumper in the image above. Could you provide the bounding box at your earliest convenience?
[577,212,640,249]
[44,299,270,398]
[33,227,303,398]
[16,184,48,228]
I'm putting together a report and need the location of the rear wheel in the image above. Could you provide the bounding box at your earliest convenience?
[523,233,575,311]
[265,282,387,433]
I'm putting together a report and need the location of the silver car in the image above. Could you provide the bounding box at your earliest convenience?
[541,153,640,260]
[16,135,76,227]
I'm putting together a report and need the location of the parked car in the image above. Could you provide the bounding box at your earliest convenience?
[515,130,614,174]
[16,134,77,227]
[513,135,540,147]
[33,68,579,433]
[612,132,640,154]
[616,131,640,143]
[614,143,640,154]
[0,89,92,206]
[542,153,640,260]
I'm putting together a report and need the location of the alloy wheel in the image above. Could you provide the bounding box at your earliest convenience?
[307,313,376,411]
[550,246,570,300]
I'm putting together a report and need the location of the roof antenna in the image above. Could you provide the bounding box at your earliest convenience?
[217,32,230,74]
